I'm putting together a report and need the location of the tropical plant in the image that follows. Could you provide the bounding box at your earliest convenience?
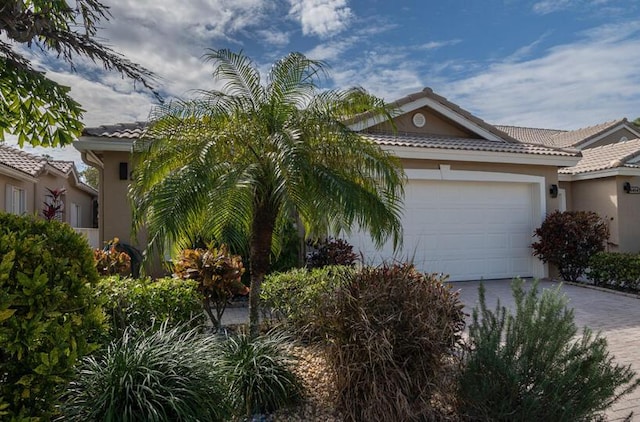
[173,244,247,331]
[0,213,105,420]
[97,276,205,338]
[42,186,65,221]
[532,210,609,281]
[60,322,232,422]
[216,330,304,418]
[130,50,405,337]
[94,238,132,276]
[458,279,640,421]
[306,237,358,268]
[0,0,157,147]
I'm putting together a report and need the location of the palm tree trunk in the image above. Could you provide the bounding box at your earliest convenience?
[248,202,276,338]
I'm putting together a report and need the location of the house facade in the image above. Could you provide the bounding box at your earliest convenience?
[498,119,640,253]
[0,144,98,247]
[75,88,580,281]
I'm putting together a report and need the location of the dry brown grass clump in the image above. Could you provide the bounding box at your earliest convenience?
[319,264,466,422]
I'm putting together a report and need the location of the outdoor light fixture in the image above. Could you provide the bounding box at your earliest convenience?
[624,182,631,193]
[549,184,558,198]
[119,162,128,180]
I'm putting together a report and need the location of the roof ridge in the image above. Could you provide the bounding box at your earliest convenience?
[554,118,626,135]
[495,124,566,132]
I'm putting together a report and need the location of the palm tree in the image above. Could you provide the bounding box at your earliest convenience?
[130,50,405,337]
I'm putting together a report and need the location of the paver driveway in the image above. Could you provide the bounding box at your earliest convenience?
[450,279,640,421]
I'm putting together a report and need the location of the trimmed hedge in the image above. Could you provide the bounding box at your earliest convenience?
[261,266,353,342]
[588,252,640,291]
[97,276,205,338]
[0,213,105,420]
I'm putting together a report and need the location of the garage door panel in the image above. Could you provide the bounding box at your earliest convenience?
[346,179,538,281]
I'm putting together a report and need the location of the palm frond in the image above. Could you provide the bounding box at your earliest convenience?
[204,49,264,107]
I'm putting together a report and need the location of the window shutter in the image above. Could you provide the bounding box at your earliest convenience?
[5,185,11,213]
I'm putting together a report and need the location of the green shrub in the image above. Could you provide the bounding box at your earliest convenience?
[322,264,465,422]
[458,279,639,421]
[588,252,640,291]
[97,276,205,338]
[261,266,353,342]
[305,237,357,269]
[60,322,232,422]
[216,330,304,418]
[0,213,105,420]
[532,210,609,281]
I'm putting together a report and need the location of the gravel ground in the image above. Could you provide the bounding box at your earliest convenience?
[269,346,342,422]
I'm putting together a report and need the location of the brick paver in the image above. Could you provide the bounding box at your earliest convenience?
[451,279,640,421]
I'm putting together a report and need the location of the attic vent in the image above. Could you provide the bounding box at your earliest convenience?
[412,112,426,128]
[620,136,628,142]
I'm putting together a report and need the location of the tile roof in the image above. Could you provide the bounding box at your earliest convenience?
[559,138,640,174]
[82,122,148,139]
[496,119,630,148]
[0,144,48,176]
[549,118,627,148]
[495,125,565,146]
[362,133,578,157]
[0,144,89,188]
[49,160,75,174]
[389,88,521,143]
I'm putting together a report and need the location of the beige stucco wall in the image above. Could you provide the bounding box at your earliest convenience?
[368,106,476,137]
[100,151,134,244]
[1,170,94,226]
[616,175,640,252]
[35,172,95,227]
[0,173,36,214]
[98,151,163,276]
[583,128,639,149]
[567,178,619,250]
[400,158,561,214]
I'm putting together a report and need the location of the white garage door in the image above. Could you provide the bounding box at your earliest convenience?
[347,179,538,281]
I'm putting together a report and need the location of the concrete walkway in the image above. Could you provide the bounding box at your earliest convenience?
[451,279,640,421]
[222,279,640,420]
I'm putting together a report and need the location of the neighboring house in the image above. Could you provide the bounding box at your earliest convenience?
[75,88,580,281]
[497,119,640,253]
[0,144,99,247]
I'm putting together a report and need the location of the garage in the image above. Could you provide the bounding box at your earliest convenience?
[347,174,543,281]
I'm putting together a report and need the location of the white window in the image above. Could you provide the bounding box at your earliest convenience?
[5,185,26,215]
[70,203,82,227]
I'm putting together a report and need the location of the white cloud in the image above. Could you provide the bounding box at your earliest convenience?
[442,21,640,129]
[532,0,575,15]
[419,39,461,50]
[288,0,352,38]
[256,29,290,47]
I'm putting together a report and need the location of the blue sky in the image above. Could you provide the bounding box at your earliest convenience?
[12,0,640,164]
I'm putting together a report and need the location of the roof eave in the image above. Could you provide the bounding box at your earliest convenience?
[74,136,134,153]
[560,166,640,181]
[381,145,581,167]
[0,164,38,183]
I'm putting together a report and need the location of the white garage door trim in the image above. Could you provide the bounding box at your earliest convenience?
[398,165,546,280]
